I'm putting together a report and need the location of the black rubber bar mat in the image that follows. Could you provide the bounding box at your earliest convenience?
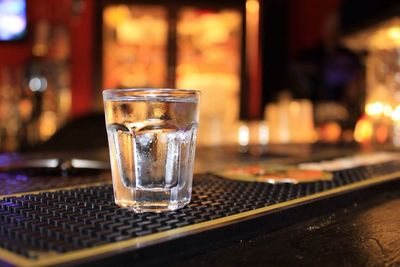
[1,161,400,266]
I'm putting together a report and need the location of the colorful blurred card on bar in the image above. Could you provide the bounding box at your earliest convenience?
[215,164,333,184]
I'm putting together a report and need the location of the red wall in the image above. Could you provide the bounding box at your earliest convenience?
[289,0,343,58]
[0,0,94,118]
[70,0,94,117]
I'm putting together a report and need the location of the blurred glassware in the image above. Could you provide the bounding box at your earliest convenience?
[265,92,315,144]
[343,18,400,147]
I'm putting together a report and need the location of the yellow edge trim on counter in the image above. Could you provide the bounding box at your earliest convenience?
[0,171,400,267]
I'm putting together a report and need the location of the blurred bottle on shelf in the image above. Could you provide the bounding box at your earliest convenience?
[23,19,71,149]
[265,91,315,144]
[0,68,23,152]
[0,18,71,153]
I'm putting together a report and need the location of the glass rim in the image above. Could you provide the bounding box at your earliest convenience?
[103,88,200,101]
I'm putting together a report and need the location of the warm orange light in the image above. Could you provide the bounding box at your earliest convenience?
[375,124,389,144]
[289,101,301,114]
[246,0,261,118]
[39,111,57,141]
[354,116,373,144]
[104,5,130,27]
[32,44,48,57]
[246,0,259,13]
[367,22,400,50]
[319,122,341,143]
[18,99,33,121]
[388,26,400,40]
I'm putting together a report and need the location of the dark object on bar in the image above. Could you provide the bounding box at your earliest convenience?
[26,112,108,152]
[0,158,110,177]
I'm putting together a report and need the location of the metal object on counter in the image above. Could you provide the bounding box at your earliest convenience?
[0,158,110,176]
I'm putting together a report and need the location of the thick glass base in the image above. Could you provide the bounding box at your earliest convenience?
[114,187,190,213]
[115,199,189,213]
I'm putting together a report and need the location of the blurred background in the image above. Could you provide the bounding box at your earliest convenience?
[0,0,399,152]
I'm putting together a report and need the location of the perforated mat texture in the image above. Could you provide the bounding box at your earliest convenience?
[0,161,399,262]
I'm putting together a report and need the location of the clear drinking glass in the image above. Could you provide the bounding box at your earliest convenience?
[103,88,200,213]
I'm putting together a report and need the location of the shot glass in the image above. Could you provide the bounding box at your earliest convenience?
[103,88,200,213]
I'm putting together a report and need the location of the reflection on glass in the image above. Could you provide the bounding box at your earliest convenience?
[103,5,168,89]
[176,8,242,146]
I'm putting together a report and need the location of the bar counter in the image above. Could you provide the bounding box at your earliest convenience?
[1,144,400,266]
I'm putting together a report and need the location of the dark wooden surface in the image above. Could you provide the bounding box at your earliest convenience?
[168,188,400,267]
